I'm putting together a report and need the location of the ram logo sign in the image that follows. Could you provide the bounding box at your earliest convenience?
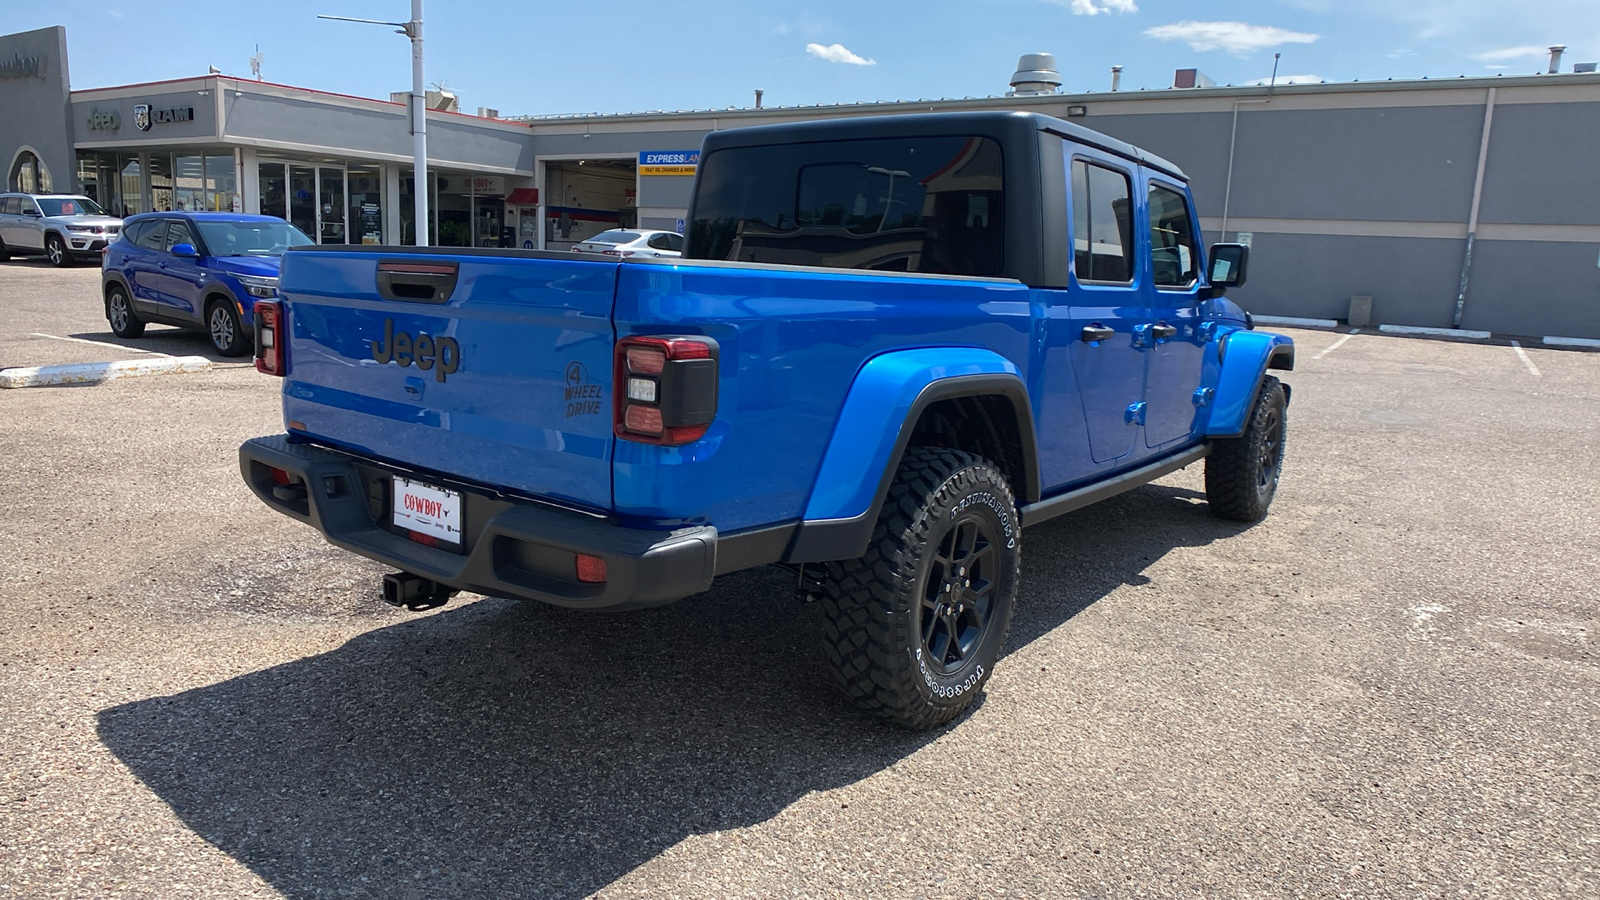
[133,105,152,132]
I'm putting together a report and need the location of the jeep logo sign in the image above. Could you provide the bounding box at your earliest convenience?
[372,319,462,382]
[86,108,120,132]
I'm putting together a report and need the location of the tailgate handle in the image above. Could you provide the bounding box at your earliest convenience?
[376,259,458,304]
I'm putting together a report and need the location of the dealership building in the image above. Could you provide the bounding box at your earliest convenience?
[4,24,1599,339]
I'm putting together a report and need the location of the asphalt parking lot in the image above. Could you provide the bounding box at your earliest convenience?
[2,262,1597,899]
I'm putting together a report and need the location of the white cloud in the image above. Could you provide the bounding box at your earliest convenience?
[1144,21,1320,56]
[1246,74,1326,84]
[1472,45,1551,63]
[1064,0,1137,15]
[805,43,876,66]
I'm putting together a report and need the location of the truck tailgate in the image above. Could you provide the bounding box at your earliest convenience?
[277,249,618,512]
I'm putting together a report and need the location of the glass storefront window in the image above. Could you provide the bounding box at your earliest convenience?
[259,162,287,219]
[149,153,174,212]
[288,165,316,237]
[205,155,237,212]
[319,167,345,244]
[347,164,383,244]
[174,154,204,212]
[118,156,145,217]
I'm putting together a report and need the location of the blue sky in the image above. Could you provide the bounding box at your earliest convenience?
[10,1,1599,116]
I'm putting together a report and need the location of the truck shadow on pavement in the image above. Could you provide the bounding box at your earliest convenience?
[98,483,1245,899]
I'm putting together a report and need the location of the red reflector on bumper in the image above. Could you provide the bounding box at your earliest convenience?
[575,554,608,584]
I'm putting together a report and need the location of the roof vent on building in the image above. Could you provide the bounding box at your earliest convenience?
[1174,68,1217,89]
[477,107,499,118]
[1547,45,1567,74]
[1575,62,1598,74]
[1008,53,1062,96]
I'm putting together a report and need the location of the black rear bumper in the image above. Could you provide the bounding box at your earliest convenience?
[239,435,727,610]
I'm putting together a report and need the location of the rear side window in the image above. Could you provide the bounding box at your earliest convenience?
[646,233,681,251]
[1071,159,1134,283]
[0,197,18,215]
[1148,183,1198,288]
[136,220,167,250]
[121,220,150,245]
[689,135,1005,277]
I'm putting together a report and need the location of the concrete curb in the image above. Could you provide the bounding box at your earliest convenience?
[0,356,213,389]
[1378,324,1493,340]
[1544,335,1600,349]
[1253,315,1340,329]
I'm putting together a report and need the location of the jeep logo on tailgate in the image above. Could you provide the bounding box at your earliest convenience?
[372,319,461,382]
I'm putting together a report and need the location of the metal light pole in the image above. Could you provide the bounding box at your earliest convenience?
[319,1,428,246]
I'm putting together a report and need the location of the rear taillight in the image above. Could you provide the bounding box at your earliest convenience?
[254,300,286,376]
[613,335,719,446]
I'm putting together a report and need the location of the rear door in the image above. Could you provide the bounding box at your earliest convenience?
[1140,177,1207,449]
[0,196,20,245]
[126,220,168,313]
[277,249,620,511]
[1065,155,1147,466]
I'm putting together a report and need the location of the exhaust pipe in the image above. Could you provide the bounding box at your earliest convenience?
[382,571,456,611]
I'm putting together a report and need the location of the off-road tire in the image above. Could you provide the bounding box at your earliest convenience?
[815,447,1021,731]
[46,234,72,268]
[207,299,248,357]
[1205,375,1287,522]
[106,284,145,338]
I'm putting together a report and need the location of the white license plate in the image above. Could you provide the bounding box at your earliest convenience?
[392,477,462,544]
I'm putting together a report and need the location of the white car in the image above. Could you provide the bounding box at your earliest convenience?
[570,229,683,258]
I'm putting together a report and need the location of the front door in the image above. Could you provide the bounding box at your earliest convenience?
[146,218,204,323]
[1066,156,1147,466]
[1141,179,1207,449]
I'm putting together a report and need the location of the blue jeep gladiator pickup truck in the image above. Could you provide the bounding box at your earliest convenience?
[240,111,1293,729]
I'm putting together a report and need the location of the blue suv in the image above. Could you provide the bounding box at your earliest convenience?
[101,213,314,356]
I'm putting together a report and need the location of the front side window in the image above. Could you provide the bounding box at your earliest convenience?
[165,219,195,251]
[1071,159,1134,283]
[689,135,1005,277]
[1148,183,1199,289]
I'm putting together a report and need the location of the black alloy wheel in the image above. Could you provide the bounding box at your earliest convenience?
[921,516,997,675]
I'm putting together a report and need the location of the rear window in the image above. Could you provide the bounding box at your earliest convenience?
[587,231,640,244]
[688,135,1005,276]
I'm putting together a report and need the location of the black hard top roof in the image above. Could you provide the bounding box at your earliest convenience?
[699,110,1187,182]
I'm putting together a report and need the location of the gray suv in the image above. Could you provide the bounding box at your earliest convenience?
[0,193,123,267]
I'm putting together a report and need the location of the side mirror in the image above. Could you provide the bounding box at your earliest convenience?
[170,242,199,258]
[1208,243,1249,290]
[23,208,42,217]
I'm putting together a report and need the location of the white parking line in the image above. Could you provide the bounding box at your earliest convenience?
[1510,340,1542,377]
[29,333,170,357]
[1313,328,1362,360]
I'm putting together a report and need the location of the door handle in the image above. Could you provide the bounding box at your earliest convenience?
[1080,324,1115,344]
[158,261,170,269]
[1151,323,1177,341]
